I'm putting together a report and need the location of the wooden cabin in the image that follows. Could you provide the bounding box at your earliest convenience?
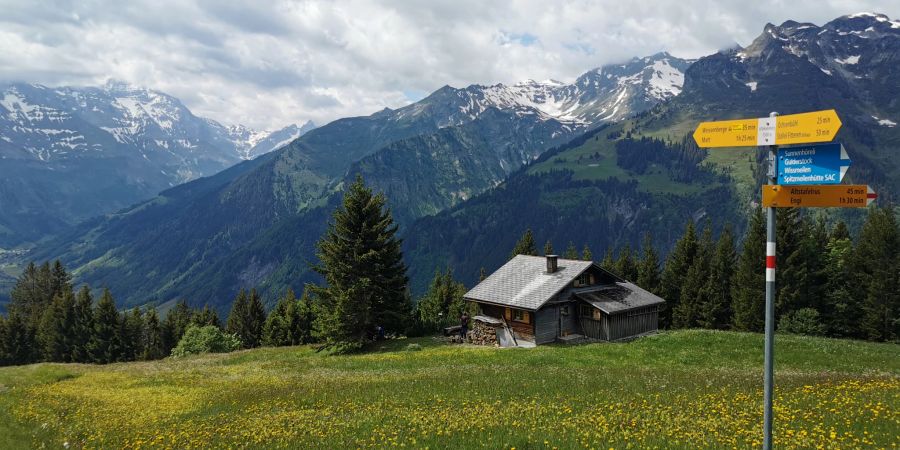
[464,255,665,346]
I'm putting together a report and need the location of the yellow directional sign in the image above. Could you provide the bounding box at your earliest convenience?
[761,184,876,208]
[693,109,842,148]
[774,110,842,146]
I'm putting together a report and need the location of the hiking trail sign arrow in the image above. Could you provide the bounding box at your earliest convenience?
[693,109,842,148]
[778,143,851,185]
[761,184,876,208]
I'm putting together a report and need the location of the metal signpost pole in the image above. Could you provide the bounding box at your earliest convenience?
[763,112,778,450]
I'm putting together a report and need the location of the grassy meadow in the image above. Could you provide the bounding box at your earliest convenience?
[0,330,897,449]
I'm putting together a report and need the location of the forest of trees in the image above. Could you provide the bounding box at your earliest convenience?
[1,177,896,366]
[512,206,898,342]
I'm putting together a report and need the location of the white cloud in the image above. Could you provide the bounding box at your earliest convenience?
[0,0,895,130]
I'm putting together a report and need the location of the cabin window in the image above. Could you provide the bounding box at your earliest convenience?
[576,273,591,287]
[560,305,569,316]
[512,309,529,323]
[581,304,594,318]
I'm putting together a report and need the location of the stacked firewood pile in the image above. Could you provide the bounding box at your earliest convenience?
[468,320,499,346]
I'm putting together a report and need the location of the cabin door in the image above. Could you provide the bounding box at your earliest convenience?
[558,304,573,337]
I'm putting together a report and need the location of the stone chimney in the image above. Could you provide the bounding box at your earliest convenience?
[546,255,559,274]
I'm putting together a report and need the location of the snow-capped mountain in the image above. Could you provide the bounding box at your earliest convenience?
[229,121,317,160]
[721,12,900,127]
[411,52,691,127]
[0,81,309,167]
[0,80,310,245]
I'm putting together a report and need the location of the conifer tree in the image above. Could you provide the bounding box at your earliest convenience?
[120,308,145,361]
[636,234,661,294]
[89,289,122,364]
[0,315,8,366]
[600,248,615,272]
[2,312,36,365]
[226,289,250,347]
[772,209,808,313]
[478,267,488,282]
[416,268,467,331]
[510,228,537,258]
[38,290,75,362]
[71,286,94,363]
[311,176,411,349]
[192,305,220,328]
[49,260,72,304]
[673,223,713,328]
[263,289,300,347]
[852,208,899,341]
[162,300,194,354]
[9,262,47,329]
[699,225,736,329]
[831,220,851,241]
[142,308,164,360]
[777,212,825,318]
[582,244,593,261]
[732,208,766,332]
[245,289,266,348]
[543,240,554,256]
[615,244,638,281]
[821,229,856,337]
[564,241,579,259]
[296,288,315,345]
[659,220,698,327]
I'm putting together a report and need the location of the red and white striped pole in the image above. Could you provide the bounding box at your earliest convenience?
[762,112,778,450]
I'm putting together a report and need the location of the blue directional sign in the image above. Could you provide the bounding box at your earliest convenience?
[777,143,851,185]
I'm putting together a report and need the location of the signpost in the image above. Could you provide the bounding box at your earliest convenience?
[778,143,851,185]
[762,184,877,207]
[692,109,842,148]
[693,108,874,450]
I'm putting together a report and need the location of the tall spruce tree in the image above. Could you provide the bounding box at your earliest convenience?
[142,308,164,360]
[416,268,467,331]
[0,315,8,366]
[732,208,766,332]
[263,289,300,347]
[71,286,94,363]
[564,242,579,259]
[509,228,537,259]
[89,289,121,364]
[699,225,736,329]
[192,305,221,328]
[120,308,145,362]
[777,212,826,319]
[673,223,713,329]
[821,229,856,337]
[543,240,554,256]
[772,208,813,320]
[600,248,615,272]
[615,244,638,281]
[226,289,257,348]
[582,244,593,261]
[636,234,661,294]
[2,312,36,365]
[311,176,411,350]
[296,288,315,345]
[510,228,538,258]
[37,289,75,362]
[659,220,698,328]
[161,300,194,354]
[852,207,899,341]
[9,261,52,330]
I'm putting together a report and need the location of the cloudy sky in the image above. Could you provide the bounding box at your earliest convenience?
[1,0,896,130]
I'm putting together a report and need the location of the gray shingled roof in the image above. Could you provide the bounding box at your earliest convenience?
[575,282,665,314]
[464,255,593,310]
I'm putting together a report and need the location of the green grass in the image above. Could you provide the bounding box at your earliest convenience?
[0,330,897,449]
[529,132,719,195]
